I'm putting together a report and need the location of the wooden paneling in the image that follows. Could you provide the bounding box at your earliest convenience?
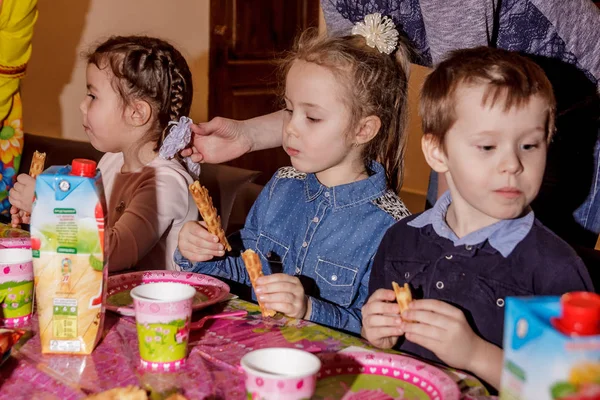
[209,0,320,184]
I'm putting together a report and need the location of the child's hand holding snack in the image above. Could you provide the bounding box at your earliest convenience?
[8,173,36,226]
[255,273,309,319]
[179,181,231,262]
[361,288,405,349]
[9,150,46,227]
[401,299,479,369]
[241,249,276,317]
[401,299,503,387]
[177,221,225,262]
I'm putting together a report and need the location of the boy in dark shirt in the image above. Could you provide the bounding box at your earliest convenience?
[361,46,594,390]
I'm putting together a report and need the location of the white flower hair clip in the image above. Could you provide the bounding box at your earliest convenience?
[351,13,399,55]
[159,116,201,180]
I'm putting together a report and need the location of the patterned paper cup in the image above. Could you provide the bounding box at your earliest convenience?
[0,248,34,328]
[130,282,196,372]
[241,348,321,400]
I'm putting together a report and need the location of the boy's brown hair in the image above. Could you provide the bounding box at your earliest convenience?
[420,46,556,147]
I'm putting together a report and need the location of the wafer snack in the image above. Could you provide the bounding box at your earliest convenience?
[242,249,276,317]
[392,281,413,314]
[22,151,46,219]
[29,151,46,178]
[189,181,232,252]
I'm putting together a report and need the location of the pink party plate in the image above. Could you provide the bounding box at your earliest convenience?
[106,271,230,317]
[314,351,460,400]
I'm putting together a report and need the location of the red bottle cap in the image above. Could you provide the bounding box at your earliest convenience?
[70,159,97,177]
[552,292,600,336]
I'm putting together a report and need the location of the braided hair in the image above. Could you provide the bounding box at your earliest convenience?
[87,36,193,150]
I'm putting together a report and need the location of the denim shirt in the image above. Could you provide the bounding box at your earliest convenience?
[175,162,410,333]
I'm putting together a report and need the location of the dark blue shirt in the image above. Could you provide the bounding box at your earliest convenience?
[176,162,410,333]
[369,214,594,364]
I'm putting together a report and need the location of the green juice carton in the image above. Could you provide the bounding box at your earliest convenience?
[30,159,107,354]
[501,293,600,400]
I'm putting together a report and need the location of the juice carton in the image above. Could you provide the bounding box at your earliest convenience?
[30,159,107,354]
[501,293,600,400]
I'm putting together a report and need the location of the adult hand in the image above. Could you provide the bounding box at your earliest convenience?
[180,117,252,164]
[255,274,308,319]
[177,221,225,262]
[361,288,404,349]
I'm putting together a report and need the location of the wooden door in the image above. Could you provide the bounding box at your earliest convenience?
[209,0,320,184]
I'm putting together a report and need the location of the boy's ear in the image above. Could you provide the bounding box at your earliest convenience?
[421,133,448,173]
[354,115,381,145]
[127,100,152,127]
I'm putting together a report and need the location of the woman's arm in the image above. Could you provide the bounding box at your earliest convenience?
[185,111,285,164]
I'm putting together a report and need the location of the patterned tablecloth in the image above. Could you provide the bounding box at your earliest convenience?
[0,299,496,400]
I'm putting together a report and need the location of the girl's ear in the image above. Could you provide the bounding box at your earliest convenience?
[127,100,152,127]
[354,115,381,145]
[421,133,449,173]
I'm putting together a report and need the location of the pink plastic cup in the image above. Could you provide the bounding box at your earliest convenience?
[130,282,196,372]
[0,248,34,328]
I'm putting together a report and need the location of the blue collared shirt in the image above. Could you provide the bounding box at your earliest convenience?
[408,191,534,257]
[175,162,410,333]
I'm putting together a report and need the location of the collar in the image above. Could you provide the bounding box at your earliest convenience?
[408,191,534,257]
[304,161,388,209]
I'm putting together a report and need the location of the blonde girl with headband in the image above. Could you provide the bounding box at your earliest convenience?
[9,36,199,271]
[176,14,411,333]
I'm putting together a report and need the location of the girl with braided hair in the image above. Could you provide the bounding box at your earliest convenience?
[9,36,199,271]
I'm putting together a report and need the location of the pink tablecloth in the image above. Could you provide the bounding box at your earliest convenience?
[0,299,495,399]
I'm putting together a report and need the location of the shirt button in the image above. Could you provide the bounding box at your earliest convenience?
[295,267,300,274]
[465,245,472,251]
[324,192,330,198]
[445,255,453,260]
[496,298,505,307]
[302,241,308,248]
[404,272,410,279]
[312,217,319,223]
[266,251,272,258]
[436,281,444,289]
[331,274,338,282]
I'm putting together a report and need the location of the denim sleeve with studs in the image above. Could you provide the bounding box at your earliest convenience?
[174,162,410,333]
